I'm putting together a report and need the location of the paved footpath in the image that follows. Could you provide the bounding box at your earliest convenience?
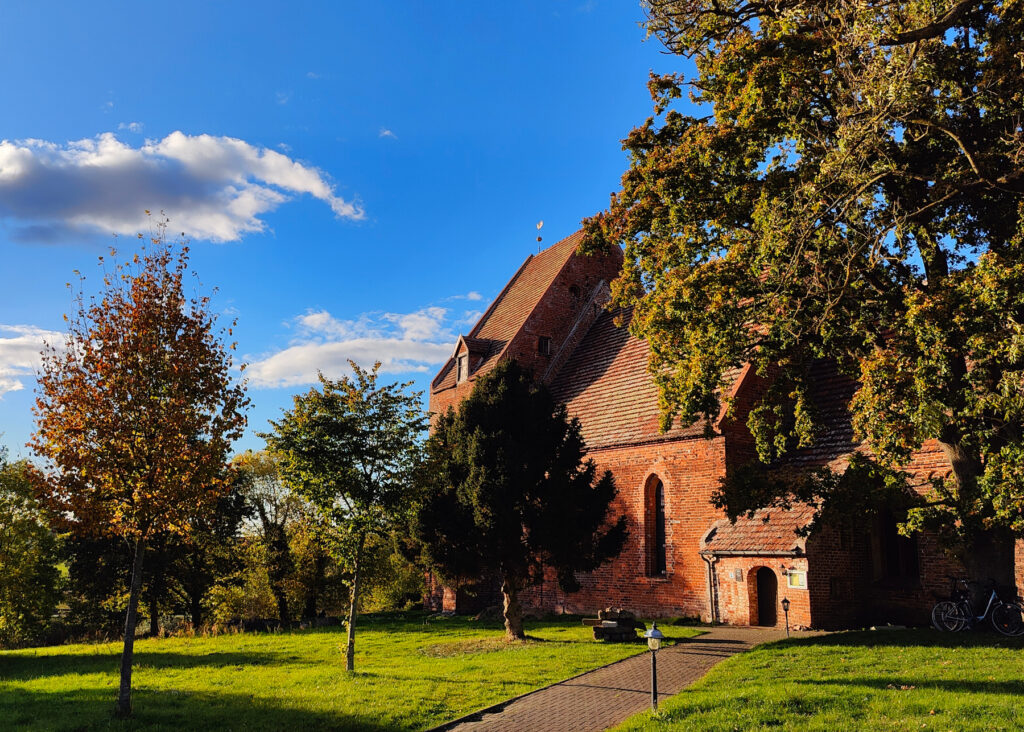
[434,626,818,732]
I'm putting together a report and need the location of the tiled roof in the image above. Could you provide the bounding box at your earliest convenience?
[461,336,494,354]
[782,359,859,470]
[550,307,734,450]
[432,232,582,392]
[701,505,816,555]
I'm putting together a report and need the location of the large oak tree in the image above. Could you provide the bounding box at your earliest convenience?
[32,231,248,716]
[582,1,1024,582]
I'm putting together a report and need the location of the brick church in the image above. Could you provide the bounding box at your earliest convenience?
[426,232,1018,630]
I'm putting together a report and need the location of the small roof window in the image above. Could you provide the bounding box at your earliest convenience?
[456,354,469,383]
[538,336,551,356]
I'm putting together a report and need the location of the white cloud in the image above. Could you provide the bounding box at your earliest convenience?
[379,128,397,139]
[0,131,363,243]
[247,306,458,389]
[276,91,291,105]
[459,310,483,325]
[0,324,62,398]
[118,122,144,133]
[443,291,484,302]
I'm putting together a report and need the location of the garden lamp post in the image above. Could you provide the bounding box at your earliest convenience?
[644,623,665,712]
[781,597,791,638]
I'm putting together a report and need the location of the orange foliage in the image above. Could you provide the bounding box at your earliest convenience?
[31,229,249,543]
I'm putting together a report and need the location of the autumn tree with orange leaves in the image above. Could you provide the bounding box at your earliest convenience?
[31,228,248,718]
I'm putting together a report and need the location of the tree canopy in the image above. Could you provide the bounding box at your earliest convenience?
[32,231,248,715]
[0,451,60,648]
[263,361,426,671]
[582,1,1024,579]
[413,359,627,641]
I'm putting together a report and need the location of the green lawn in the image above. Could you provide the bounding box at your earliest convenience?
[617,629,1024,731]
[0,612,697,731]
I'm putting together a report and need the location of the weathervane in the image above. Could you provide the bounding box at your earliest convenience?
[536,220,544,252]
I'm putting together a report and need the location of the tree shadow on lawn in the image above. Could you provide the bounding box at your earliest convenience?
[797,675,1024,697]
[0,685,404,731]
[0,649,302,682]
[765,628,1024,652]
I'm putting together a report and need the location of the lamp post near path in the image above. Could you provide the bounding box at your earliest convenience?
[781,597,791,638]
[644,623,665,712]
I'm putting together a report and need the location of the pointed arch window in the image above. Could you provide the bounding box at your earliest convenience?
[645,475,667,576]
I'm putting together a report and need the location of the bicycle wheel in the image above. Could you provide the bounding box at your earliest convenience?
[932,601,969,632]
[991,601,1024,637]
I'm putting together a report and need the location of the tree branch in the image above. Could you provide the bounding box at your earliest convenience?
[880,0,980,46]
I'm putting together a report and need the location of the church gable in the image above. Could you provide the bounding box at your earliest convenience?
[430,231,621,406]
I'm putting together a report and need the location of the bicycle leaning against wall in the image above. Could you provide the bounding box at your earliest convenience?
[931,578,1024,637]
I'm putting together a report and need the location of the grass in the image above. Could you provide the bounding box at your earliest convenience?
[0,612,699,731]
[616,628,1024,731]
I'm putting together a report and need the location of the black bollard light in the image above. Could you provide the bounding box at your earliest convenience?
[781,597,791,638]
[644,623,665,712]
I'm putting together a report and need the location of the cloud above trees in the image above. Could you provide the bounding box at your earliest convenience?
[0,132,362,243]
[245,306,465,388]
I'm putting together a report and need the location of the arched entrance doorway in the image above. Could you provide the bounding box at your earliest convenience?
[756,568,778,626]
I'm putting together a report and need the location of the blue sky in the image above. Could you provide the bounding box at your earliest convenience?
[0,1,682,457]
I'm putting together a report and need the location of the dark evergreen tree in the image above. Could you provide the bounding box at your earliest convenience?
[413,359,627,641]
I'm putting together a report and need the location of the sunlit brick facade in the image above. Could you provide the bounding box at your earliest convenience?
[426,232,1015,629]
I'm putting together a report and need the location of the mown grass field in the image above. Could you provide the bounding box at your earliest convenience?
[617,629,1024,731]
[0,612,699,731]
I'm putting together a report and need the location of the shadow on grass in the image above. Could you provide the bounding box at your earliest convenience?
[768,628,1024,651]
[0,649,302,682]
[797,675,1024,697]
[0,686,403,731]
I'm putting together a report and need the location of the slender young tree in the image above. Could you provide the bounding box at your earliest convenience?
[583,1,1024,583]
[32,230,247,716]
[263,361,426,672]
[412,359,628,641]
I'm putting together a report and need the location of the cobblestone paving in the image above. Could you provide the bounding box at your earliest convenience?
[436,626,818,732]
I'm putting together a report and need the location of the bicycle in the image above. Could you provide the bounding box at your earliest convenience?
[931,578,1024,637]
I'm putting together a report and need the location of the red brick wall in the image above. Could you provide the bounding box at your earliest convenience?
[429,249,620,419]
[521,435,729,620]
[1016,540,1024,599]
[711,558,812,629]
[508,250,622,382]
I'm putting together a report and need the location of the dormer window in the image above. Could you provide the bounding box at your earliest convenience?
[538,336,551,356]
[456,354,469,383]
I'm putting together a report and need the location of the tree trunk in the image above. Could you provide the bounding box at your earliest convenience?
[345,532,366,672]
[938,435,1015,590]
[962,528,1016,590]
[188,549,204,628]
[148,585,159,637]
[274,591,291,627]
[304,551,325,620]
[268,529,292,625]
[115,538,146,718]
[190,588,203,629]
[501,575,525,642]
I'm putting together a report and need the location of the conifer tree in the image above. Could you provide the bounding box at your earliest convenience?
[413,359,627,641]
